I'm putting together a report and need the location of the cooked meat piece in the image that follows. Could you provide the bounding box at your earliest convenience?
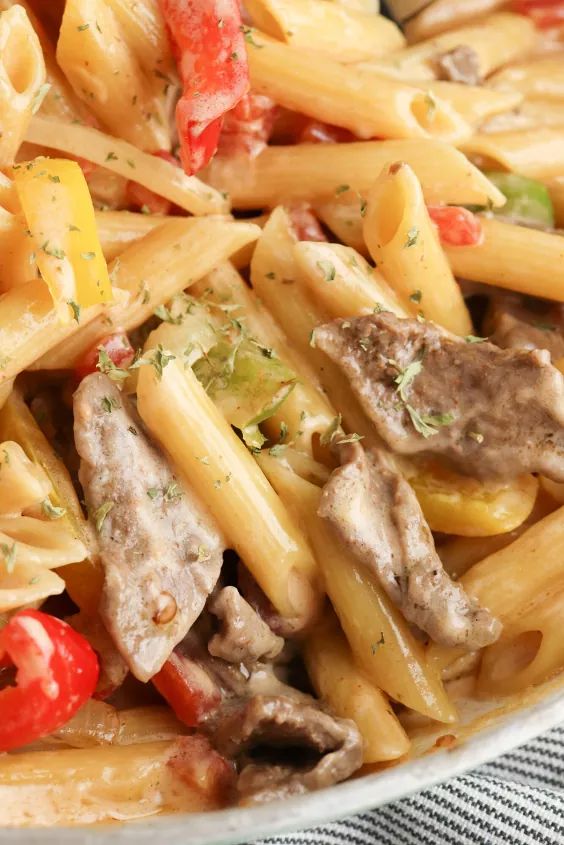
[66,611,128,698]
[319,445,500,648]
[315,312,564,482]
[213,695,363,804]
[485,293,564,360]
[208,587,284,665]
[74,373,224,682]
[434,45,481,85]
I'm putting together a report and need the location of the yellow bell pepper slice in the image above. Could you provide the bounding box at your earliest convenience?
[12,157,113,323]
[401,455,538,537]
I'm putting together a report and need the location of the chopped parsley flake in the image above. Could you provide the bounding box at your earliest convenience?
[101,395,120,413]
[41,241,65,259]
[94,501,114,532]
[320,414,342,446]
[317,260,336,282]
[371,632,385,653]
[335,184,350,196]
[409,290,422,304]
[406,406,454,438]
[394,359,423,401]
[31,83,51,115]
[465,335,487,344]
[97,347,130,381]
[336,432,364,445]
[1,542,16,573]
[48,175,60,184]
[147,487,159,500]
[128,425,138,436]
[154,304,182,325]
[77,23,90,30]
[42,499,67,520]
[404,226,419,248]
[68,300,81,323]
[241,26,263,47]
[80,251,96,261]
[163,481,183,502]
[105,151,118,162]
[265,271,276,280]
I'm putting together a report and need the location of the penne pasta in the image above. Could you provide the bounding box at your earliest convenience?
[330,0,380,10]
[488,56,564,102]
[547,177,564,228]
[245,0,405,62]
[245,29,471,143]
[25,116,228,215]
[303,617,411,762]
[203,139,505,209]
[0,5,46,167]
[480,98,564,133]
[258,451,456,723]
[444,216,564,302]
[461,127,564,181]
[409,80,522,127]
[403,0,509,43]
[314,197,368,256]
[94,208,170,261]
[363,161,473,335]
[32,217,260,371]
[137,355,321,627]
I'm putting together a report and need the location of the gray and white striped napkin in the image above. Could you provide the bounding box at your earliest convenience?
[258,725,564,845]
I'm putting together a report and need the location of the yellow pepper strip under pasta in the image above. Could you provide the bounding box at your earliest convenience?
[363,161,472,335]
[245,0,405,62]
[444,217,564,302]
[26,116,228,216]
[245,29,471,144]
[32,218,261,372]
[293,241,408,319]
[203,140,505,210]
[303,616,411,761]
[428,505,564,673]
[192,263,337,457]
[0,5,46,167]
[0,742,220,827]
[137,356,321,627]
[13,158,113,322]
[258,452,456,723]
[0,390,103,613]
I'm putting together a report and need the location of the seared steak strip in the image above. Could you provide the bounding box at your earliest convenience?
[315,312,564,482]
[213,695,363,804]
[486,293,564,360]
[208,587,284,665]
[319,444,500,649]
[74,373,224,681]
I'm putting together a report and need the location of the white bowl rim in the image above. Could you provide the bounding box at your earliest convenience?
[2,686,564,844]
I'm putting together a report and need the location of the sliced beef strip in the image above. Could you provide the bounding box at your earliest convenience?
[319,444,500,649]
[434,45,482,85]
[73,373,224,682]
[213,695,363,804]
[315,311,564,482]
[208,587,284,665]
[485,293,564,360]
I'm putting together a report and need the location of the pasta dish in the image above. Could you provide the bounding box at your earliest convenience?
[1,0,564,828]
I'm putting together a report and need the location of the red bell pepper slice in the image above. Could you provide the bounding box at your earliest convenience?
[152,651,222,728]
[427,205,484,247]
[298,120,357,144]
[513,0,564,27]
[74,332,135,381]
[0,609,99,752]
[218,92,277,158]
[159,0,250,175]
[287,204,328,242]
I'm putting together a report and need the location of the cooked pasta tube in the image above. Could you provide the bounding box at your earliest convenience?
[361,13,537,81]
[245,0,405,62]
[52,702,185,748]
[203,140,505,209]
[245,30,471,143]
[0,5,46,166]
[0,741,221,827]
[0,391,102,613]
[94,209,171,261]
[461,128,564,182]
[331,0,379,10]
[303,617,410,761]
[0,207,37,292]
[547,177,564,228]
[33,218,261,372]
[478,587,564,696]
[257,452,456,723]
[293,241,408,319]
[192,263,337,456]
[104,0,174,76]
[137,356,321,626]
[26,117,228,215]
[57,0,170,151]
[429,505,564,671]
[488,57,564,102]
[0,441,51,513]
[408,81,522,128]
[314,198,368,256]
[444,217,564,302]
[0,560,66,613]
[363,161,472,335]
[480,99,564,133]
[403,0,509,42]
[0,516,86,570]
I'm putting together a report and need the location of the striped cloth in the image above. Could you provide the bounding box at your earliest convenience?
[257,726,564,845]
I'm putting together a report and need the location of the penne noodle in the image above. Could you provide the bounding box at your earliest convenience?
[245,0,405,62]
[314,197,368,256]
[303,617,411,762]
[0,5,46,167]
[0,741,221,827]
[547,177,564,228]
[203,139,505,209]
[293,240,408,318]
[245,29,471,143]
[404,0,509,43]
[461,127,564,181]
[409,80,522,127]
[192,263,337,456]
[94,208,170,261]
[363,161,473,335]
[25,116,228,215]
[104,0,175,75]
[444,216,564,302]
[258,452,456,723]
[32,218,261,371]
[480,98,564,133]
[360,13,537,81]
[330,0,380,10]
[488,56,564,102]
[137,356,321,626]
